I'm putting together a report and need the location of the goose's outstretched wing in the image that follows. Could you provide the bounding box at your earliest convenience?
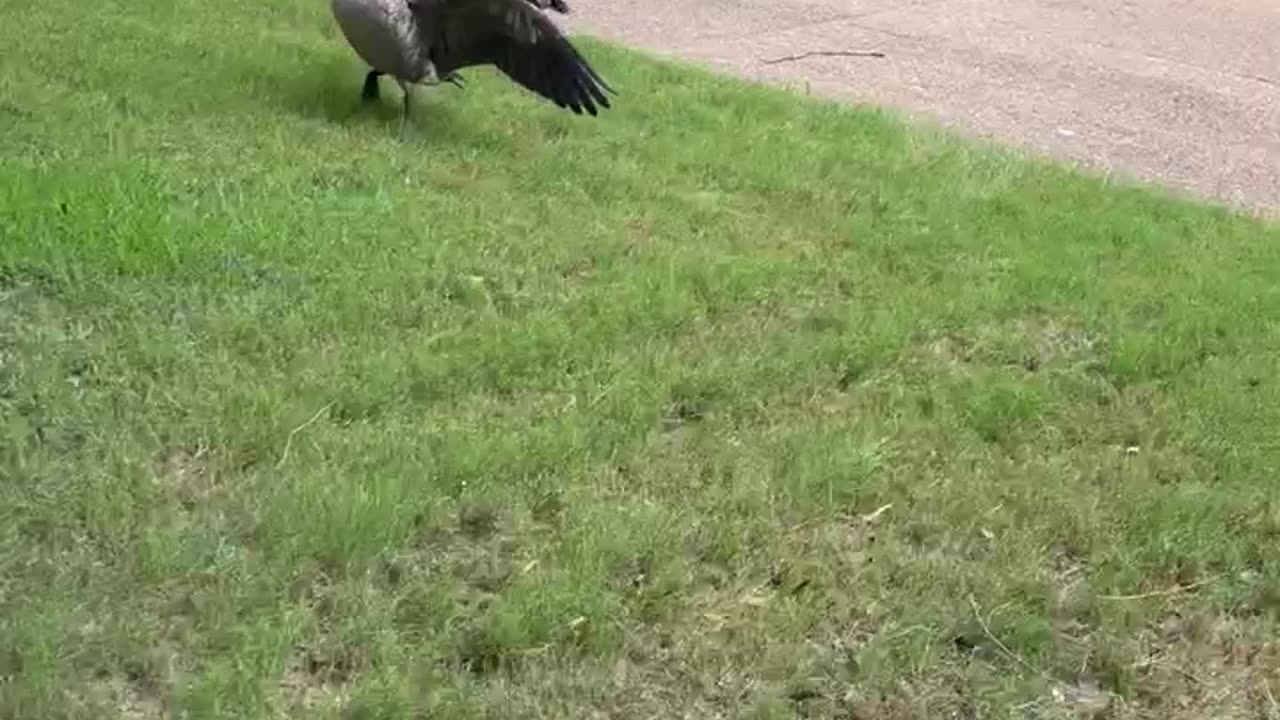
[523,0,570,15]
[410,0,614,115]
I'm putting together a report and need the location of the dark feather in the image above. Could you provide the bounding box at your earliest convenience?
[409,0,613,115]
[524,0,570,14]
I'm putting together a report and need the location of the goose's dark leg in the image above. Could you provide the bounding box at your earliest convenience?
[362,70,383,102]
[397,80,412,135]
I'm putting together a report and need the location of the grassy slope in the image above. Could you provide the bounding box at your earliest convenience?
[3,0,1280,717]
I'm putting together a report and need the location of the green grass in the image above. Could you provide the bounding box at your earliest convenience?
[4,0,1280,717]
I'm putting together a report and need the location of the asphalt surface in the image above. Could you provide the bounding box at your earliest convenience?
[566,0,1280,216]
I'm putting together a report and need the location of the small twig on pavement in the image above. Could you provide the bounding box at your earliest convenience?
[761,50,886,65]
[1097,574,1224,602]
[276,402,334,469]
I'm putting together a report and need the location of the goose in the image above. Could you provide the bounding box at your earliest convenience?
[330,0,614,129]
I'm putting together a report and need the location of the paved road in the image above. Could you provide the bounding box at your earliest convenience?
[567,0,1280,217]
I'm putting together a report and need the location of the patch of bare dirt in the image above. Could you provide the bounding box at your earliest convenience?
[87,676,167,720]
[275,650,353,716]
[914,313,1105,377]
[150,442,235,522]
[1117,614,1280,720]
[84,646,181,720]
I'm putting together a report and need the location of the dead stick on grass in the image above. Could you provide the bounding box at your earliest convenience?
[967,596,1053,681]
[276,402,334,469]
[1097,574,1224,602]
[1173,664,1205,686]
[1263,677,1279,714]
[761,50,886,65]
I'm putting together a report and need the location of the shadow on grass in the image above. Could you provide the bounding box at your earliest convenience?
[251,55,454,129]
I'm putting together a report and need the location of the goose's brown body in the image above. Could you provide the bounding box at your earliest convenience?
[329,0,613,119]
[331,0,431,84]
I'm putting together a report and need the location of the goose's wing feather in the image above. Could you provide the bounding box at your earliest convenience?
[410,0,613,115]
[523,0,570,15]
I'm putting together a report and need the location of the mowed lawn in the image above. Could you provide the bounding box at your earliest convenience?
[4,0,1280,717]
